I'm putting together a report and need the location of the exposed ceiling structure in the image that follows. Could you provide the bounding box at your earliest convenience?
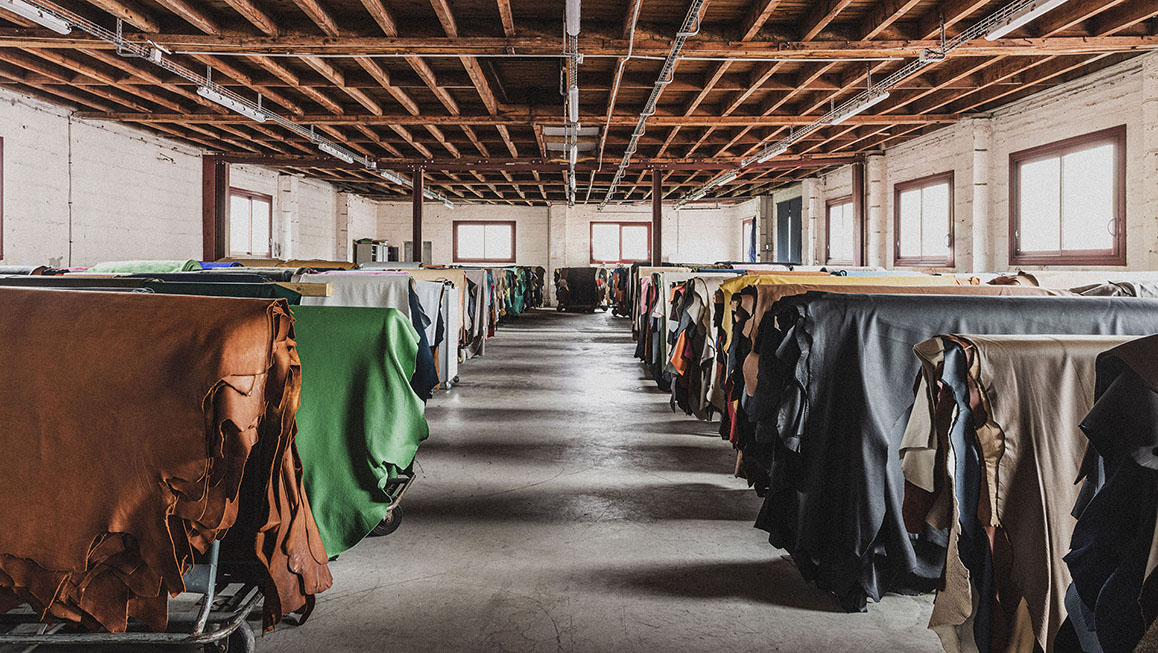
[0,0,1155,206]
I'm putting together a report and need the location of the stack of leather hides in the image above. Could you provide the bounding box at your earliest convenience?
[555,267,600,308]
[293,305,430,557]
[750,293,1158,611]
[0,288,332,633]
[1062,335,1158,652]
[719,284,1070,493]
[901,335,1130,652]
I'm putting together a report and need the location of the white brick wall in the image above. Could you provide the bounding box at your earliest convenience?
[374,199,753,271]
[0,90,202,266]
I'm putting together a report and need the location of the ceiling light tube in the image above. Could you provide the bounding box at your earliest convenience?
[318,141,355,165]
[831,90,890,126]
[0,0,71,34]
[565,0,581,36]
[986,0,1068,40]
[568,86,580,123]
[196,85,267,123]
[756,144,789,164]
[715,170,739,186]
[569,143,578,166]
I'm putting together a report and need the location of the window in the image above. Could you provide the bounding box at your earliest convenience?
[453,221,516,263]
[1009,126,1125,265]
[826,197,855,265]
[228,189,272,257]
[894,172,954,266]
[590,222,651,264]
[741,218,756,263]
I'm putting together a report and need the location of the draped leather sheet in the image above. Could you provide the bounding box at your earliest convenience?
[752,294,1158,612]
[902,335,1129,652]
[292,306,430,557]
[1063,335,1158,652]
[0,288,332,633]
[296,272,412,315]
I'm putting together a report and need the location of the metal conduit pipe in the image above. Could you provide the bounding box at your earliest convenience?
[598,0,708,210]
[676,0,1072,207]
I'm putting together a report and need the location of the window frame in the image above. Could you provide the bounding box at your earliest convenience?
[741,217,755,263]
[227,188,273,257]
[893,171,955,267]
[1008,125,1126,266]
[825,196,855,266]
[452,220,517,263]
[589,221,652,265]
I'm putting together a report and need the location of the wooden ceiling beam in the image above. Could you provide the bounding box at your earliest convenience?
[289,0,342,37]
[1034,0,1128,36]
[404,55,459,114]
[915,0,989,39]
[358,0,399,36]
[150,0,221,35]
[497,0,515,37]
[353,124,404,158]
[85,0,159,32]
[354,56,420,115]
[739,0,784,41]
[386,124,433,158]
[860,0,922,40]
[74,111,960,127]
[221,0,280,36]
[2,31,1153,58]
[461,125,491,157]
[799,0,855,42]
[1095,3,1158,35]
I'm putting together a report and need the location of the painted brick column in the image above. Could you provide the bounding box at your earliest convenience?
[1143,53,1158,268]
[802,177,823,265]
[335,192,351,261]
[275,174,299,260]
[970,118,993,273]
[865,154,888,267]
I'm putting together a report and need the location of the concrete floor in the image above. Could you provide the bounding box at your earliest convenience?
[263,309,942,652]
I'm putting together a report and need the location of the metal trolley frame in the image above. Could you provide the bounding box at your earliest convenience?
[0,541,262,653]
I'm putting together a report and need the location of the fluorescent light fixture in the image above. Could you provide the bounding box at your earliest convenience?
[568,86,579,123]
[832,90,890,126]
[197,86,266,123]
[317,141,355,165]
[713,170,738,186]
[986,0,1068,40]
[565,0,580,36]
[568,174,577,193]
[0,0,71,34]
[569,143,578,166]
[756,144,788,164]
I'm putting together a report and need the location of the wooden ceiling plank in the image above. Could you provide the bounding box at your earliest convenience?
[428,0,459,38]
[916,0,989,39]
[354,56,420,115]
[496,124,518,157]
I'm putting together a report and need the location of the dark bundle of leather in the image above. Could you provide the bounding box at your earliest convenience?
[0,288,331,633]
[1062,335,1158,652]
[751,293,1158,612]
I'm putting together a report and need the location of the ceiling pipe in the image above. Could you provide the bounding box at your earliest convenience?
[598,0,708,210]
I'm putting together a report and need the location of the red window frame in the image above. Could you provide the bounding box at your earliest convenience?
[893,171,955,267]
[1008,125,1126,266]
[228,188,273,257]
[452,220,517,263]
[590,221,652,264]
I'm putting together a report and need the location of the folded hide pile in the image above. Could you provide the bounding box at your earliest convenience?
[0,288,332,633]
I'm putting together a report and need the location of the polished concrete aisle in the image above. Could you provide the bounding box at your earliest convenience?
[264,309,941,652]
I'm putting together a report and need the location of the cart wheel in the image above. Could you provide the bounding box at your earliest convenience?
[371,506,404,537]
[204,621,255,653]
